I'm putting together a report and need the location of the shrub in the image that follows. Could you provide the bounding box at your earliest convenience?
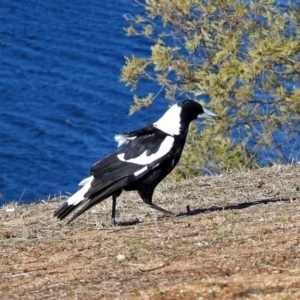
[121,0,300,180]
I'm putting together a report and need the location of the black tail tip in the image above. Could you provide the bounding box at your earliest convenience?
[53,202,80,221]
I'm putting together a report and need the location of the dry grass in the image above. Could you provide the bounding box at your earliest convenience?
[1,164,300,299]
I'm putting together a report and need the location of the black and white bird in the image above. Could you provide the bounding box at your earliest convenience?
[54,100,219,224]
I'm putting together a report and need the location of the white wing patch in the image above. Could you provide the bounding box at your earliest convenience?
[79,176,92,187]
[67,176,93,206]
[117,135,174,165]
[134,166,148,176]
[153,104,181,136]
[115,134,136,147]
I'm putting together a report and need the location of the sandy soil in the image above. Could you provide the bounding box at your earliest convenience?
[1,164,300,299]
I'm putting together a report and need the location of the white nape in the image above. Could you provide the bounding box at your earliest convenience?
[153,104,181,136]
[66,176,93,206]
[117,135,174,165]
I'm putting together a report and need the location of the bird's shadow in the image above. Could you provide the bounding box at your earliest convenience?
[175,196,298,218]
[111,196,298,226]
[114,218,141,227]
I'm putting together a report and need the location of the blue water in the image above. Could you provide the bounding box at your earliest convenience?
[1,1,298,205]
[0,0,168,204]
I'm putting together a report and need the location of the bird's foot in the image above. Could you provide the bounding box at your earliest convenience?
[148,203,174,217]
[186,205,191,215]
[173,205,191,218]
[107,218,118,227]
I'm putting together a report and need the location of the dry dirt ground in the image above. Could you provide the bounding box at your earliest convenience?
[1,164,300,299]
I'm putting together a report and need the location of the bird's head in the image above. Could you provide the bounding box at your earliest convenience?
[179,100,220,124]
[153,100,219,136]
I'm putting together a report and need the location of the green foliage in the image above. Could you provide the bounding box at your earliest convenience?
[121,0,300,180]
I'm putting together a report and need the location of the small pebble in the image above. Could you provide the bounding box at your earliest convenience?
[117,254,126,262]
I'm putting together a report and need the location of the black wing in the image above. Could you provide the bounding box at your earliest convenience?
[64,127,174,223]
[86,126,172,197]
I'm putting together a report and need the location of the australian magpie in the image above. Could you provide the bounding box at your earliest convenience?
[54,100,219,224]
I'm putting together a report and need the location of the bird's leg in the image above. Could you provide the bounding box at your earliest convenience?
[139,188,174,217]
[147,203,174,216]
[108,194,117,226]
